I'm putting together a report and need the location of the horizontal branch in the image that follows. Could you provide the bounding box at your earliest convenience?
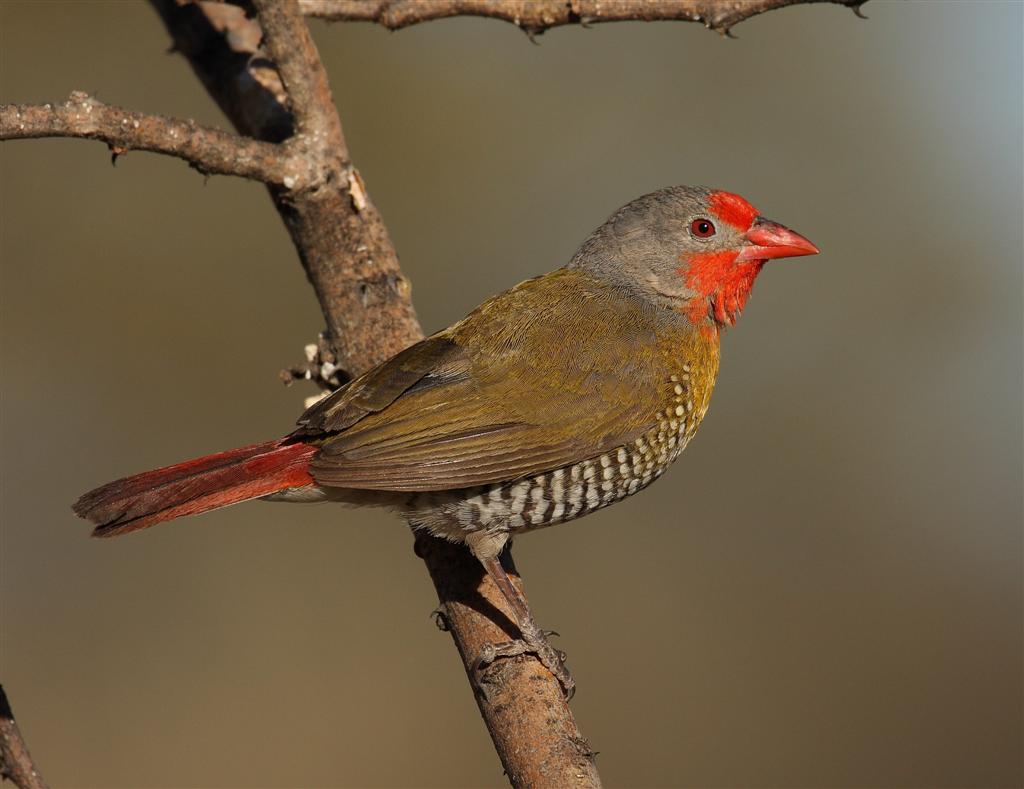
[299,0,867,34]
[0,92,316,188]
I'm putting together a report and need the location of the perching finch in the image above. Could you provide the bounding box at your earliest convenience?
[74,185,818,694]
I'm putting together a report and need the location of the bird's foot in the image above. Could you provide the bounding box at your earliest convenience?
[474,623,575,699]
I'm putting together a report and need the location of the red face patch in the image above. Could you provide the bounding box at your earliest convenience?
[678,250,765,327]
[708,191,759,231]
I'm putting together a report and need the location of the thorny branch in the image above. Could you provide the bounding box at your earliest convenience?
[0,686,48,789]
[0,93,313,187]
[300,0,867,36]
[1,0,868,785]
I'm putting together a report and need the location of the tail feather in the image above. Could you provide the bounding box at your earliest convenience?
[73,438,318,538]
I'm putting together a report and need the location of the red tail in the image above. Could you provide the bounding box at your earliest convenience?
[73,438,318,538]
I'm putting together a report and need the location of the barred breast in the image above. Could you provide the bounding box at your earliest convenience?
[406,362,714,542]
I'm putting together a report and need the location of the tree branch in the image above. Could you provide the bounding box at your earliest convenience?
[254,1,345,148]
[0,92,313,187]
[148,1,599,785]
[299,0,867,35]
[149,0,420,377]
[415,539,602,786]
[0,686,48,789]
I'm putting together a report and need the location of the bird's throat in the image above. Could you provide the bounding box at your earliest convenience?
[678,251,765,327]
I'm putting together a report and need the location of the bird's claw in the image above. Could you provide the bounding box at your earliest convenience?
[473,630,575,699]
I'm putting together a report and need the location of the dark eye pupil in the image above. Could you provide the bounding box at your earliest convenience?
[691,218,715,237]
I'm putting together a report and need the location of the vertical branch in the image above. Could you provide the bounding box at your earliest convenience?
[149,0,419,375]
[416,539,602,786]
[251,1,344,146]
[148,1,600,784]
[0,686,48,789]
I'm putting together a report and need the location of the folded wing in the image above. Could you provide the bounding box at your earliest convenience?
[298,269,671,491]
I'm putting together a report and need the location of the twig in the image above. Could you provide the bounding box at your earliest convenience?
[150,1,292,142]
[0,92,312,187]
[299,0,867,35]
[253,0,344,150]
[0,686,48,789]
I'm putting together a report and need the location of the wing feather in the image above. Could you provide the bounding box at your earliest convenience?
[302,270,677,491]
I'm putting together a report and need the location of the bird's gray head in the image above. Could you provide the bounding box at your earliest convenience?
[569,185,818,327]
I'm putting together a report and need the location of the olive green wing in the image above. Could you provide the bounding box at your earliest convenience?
[300,270,670,492]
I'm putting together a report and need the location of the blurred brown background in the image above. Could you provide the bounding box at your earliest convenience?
[1,1,1021,787]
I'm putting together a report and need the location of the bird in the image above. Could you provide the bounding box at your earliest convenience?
[73,185,818,695]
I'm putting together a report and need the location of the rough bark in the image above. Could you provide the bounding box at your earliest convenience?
[0,92,305,185]
[416,539,601,787]
[300,0,867,35]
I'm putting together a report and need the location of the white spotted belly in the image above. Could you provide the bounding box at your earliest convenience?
[405,376,706,541]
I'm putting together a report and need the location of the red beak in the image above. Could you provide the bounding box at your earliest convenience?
[736,217,819,262]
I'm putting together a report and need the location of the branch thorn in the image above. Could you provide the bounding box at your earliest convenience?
[431,608,451,632]
[108,144,128,166]
[522,27,543,45]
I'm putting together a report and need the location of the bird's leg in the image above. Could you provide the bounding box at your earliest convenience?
[476,555,576,698]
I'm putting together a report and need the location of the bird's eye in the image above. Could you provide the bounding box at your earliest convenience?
[690,218,716,238]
